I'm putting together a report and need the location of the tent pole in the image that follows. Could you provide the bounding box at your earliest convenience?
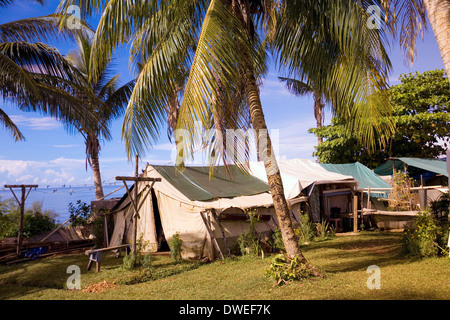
[210,209,231,258]
[353,191,358,233]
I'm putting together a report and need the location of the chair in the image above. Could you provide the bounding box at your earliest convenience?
[329,207,342,230]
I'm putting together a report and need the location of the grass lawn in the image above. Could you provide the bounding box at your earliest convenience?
[0,231,449,300]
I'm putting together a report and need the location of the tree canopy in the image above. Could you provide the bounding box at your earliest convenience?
[311,69,450,169]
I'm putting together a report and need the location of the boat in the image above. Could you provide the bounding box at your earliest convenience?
[363,209,418,230]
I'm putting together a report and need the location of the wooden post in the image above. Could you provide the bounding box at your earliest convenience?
[133,155,139,256]
[367,186,371,209]
[353,192,358,233]
[4,184,38,255]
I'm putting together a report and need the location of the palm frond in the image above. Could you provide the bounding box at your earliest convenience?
[0,107,25,141]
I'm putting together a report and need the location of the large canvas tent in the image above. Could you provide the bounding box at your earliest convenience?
[109,164,278,260]
[109,159,362,260]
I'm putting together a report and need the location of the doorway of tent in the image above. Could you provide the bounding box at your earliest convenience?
[151,189,169,252]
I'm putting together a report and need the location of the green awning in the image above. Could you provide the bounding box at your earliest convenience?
[320,162,391,197]
[151,165,270,201]
[374,158,448,177]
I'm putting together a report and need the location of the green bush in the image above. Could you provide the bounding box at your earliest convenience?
[123,254,137,270]
[265,254,315,286]
[68,200,91,226]
[402,208,449,257]
[169,232,183,262]
[0,199,58,239]
[295,213,315,244]
[237,210,262,256]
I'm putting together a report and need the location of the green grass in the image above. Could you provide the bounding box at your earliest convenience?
[0,232,449,300]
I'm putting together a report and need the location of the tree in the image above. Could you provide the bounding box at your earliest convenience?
[382,0,450,82]
[278,77,326,146]
[311,69,450,168]
[61,34,135,200]
[0,0,97,141]
[422,1,450,82]
[56,0,394,277]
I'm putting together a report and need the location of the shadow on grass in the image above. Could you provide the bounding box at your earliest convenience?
[299,232,418,274]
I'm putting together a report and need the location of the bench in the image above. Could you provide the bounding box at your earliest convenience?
[85,244,131,272]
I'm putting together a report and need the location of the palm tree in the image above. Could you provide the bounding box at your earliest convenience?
[0,0,96,141]
[57,0,393,275]
[423,1,450,81]
[381,0,450,81]
[61,35,134,200]
[278,77,326,146]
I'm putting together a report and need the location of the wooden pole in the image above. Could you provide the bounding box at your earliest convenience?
[17,186,25,255]
[353,192,358,233]
[133,155,139,256]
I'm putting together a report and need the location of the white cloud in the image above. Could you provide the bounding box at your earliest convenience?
[10,115,62,131]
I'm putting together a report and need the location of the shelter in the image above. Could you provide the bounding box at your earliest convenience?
[249,159,359,230]
[374,157,448,186]
[109,164,277,261]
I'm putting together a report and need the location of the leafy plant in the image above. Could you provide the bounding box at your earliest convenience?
[0,199,57,239]
[237,210,262,256]
[169,232,183,262]
[123,254,137,270]
[68,200,91,226]
[265,254,316,286]
[402,208,449,257]
[295,213,315,244]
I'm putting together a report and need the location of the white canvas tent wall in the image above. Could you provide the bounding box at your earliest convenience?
[249,159,359,224]
[109,164,278,260]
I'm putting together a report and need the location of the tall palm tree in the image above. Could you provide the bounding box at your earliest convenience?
[57,0,393,275]
[278,77,326,146]
[0,0,96,141]
[61,34,135,200]
[381,0,450,81]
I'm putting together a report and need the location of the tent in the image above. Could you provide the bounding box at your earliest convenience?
[374,157,448,180]
[319,162,392,198]
[249,159,357,200]
[109,159,361,260]
[249,159,359,225]
[109,164,278,260]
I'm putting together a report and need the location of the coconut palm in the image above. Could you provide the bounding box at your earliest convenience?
[381,0,450,81]
[0,0,96,141]
[423,0,450,81]
[56,0,394,275]
[61,34,135,200]
[278,77,326,146]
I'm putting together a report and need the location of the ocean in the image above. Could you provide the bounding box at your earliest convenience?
[0,185,125,223]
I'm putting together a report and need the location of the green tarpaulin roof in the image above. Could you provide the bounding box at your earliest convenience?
[374,158,448,177]
[320,162,391,196]
[151,165,270,201]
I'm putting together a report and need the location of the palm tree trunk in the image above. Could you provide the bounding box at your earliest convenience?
[231,0,321,277]
[244,71,321,277]
[423,0,450,81]
[313,91,324,145]
[87,133,104,201]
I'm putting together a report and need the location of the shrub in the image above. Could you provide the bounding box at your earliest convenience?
[265,254,315,286]
[0,200,57,239]
[237,210,262,256]
[169,232,183,262]
[123,254,136,270]
[68,200,91,226]
[402,208,449,257]
[295,213,315,244]
[271,227,285,252]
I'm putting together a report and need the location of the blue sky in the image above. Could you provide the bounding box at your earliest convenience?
[0,0,446,188]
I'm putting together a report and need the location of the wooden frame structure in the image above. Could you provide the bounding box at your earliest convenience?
[4,184,38,255]
[114,156,161,256]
